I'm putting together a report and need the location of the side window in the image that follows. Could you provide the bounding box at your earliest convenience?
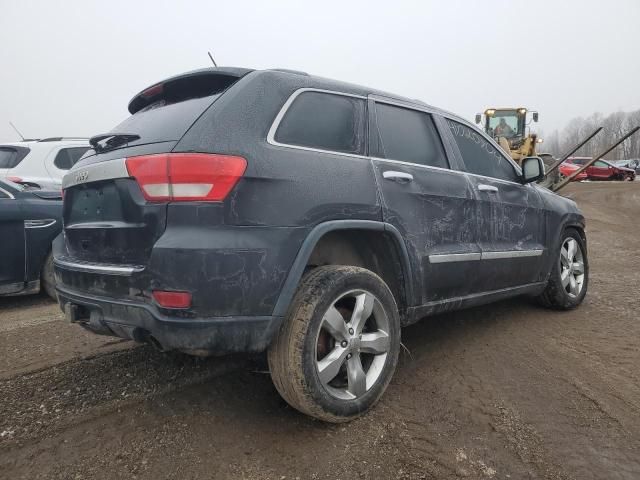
[0,188,10,199]
[54,147,90,170]
[0,148,19,168]
[594,160,608,167]
[275,91,366,154]
[447,120,519,182]
[374,103,449,168]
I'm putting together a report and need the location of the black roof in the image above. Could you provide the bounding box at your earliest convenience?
[127,66,461,123]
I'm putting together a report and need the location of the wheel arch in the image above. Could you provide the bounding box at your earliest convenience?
[272,220,414,319]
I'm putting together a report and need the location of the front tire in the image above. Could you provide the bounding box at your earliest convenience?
[536,229,588,310]
[268,266,400,423]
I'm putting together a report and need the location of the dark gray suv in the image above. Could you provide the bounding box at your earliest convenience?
[54,67,588,422]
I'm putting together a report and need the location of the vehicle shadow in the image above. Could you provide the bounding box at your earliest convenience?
[0,291,56,311]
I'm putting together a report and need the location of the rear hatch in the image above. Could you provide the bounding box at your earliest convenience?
[61,67,251,266]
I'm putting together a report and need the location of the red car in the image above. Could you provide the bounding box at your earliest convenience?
[565,157,636,181]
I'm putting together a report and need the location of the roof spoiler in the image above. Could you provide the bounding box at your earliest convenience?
[127,67,253,114]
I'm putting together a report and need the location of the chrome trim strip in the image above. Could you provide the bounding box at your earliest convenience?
[0,186,16,199]
[266,88,369,159]
[429,249,543,263]
[482,249,543,260]
[62,157,128,189]
[54,257,144,276]
[429,252,481,263]
[371,157,460,175]
[24,219,57,228]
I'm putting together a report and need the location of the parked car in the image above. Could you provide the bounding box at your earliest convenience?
[559,160,588,181]
[612,159,640,175]
[566,156,636,181]
[0,138,90,190]
[0,179,62,299]
[54,67,589,422]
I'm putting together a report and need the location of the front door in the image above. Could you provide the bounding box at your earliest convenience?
[0,184,26,293]
[587,160,613,180]
[369,99,482,303]
[445,119,545,290]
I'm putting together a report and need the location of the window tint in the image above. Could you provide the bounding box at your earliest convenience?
[275,92,366,154]
[375,103,448,168]
[54,147,90,170]
[447,120,519,181]
[0,148,19,168]
[594,160,608,167]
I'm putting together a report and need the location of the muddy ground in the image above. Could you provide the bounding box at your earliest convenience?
[1,182,639,479]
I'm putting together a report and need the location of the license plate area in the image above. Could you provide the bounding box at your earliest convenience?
[66,181,124,225]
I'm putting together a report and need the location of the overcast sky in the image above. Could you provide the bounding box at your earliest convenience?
[1,0,638,143]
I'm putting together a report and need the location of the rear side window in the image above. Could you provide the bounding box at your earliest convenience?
[447,120,519,182]
[0,146,30,169]
[54,147,90,170]
[375,103,448,168]
[275,92,366,155]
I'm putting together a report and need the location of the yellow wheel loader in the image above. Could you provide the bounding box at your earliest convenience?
[475,107,540,165]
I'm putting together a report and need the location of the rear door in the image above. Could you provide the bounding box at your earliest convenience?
[0,182,26,293]
[369,98,481,303]
[445,118,545,289]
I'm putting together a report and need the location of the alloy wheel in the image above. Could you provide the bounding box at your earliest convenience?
[314,290,390,400]
[560,237,585,298]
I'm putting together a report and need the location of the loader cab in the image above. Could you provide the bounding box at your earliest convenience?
[475,108,538,142]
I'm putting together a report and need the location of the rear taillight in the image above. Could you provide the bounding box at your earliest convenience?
[125,153,247,202]
[152,290,192,309]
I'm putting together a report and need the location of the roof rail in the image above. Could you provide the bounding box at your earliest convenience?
[38,137,89,142]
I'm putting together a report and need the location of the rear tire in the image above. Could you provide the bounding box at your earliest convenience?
[536,229,588,310]
[41,252,57,301]
[268,265,400,423]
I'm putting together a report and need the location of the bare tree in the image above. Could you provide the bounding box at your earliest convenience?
[546,109,640,160]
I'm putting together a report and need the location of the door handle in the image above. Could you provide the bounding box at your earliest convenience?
[477,184,498,193]
[383,171,413,184]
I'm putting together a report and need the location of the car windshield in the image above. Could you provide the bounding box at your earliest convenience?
[487,111,522,139]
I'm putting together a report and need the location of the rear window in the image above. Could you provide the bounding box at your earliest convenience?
[274,92,366,155]
[374,103,448,168]
[0,146,30,169]
[109,94,221,146]
[54,147,90,170]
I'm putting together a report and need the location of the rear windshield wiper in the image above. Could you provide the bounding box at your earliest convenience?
[89,133,141,153]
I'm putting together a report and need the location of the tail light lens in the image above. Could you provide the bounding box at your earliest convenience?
[125,153,247,202]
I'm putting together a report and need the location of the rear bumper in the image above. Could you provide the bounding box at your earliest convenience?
[56,285,282,355]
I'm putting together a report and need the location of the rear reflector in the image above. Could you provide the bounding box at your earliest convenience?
[152,290,192,309]
[125,153,247,202]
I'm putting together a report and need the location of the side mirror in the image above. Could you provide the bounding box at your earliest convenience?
[532,112,539,122]
[475,113,482,124]
[521,156,545,184]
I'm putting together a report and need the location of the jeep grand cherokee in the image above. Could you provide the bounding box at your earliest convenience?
[54,67,588,422]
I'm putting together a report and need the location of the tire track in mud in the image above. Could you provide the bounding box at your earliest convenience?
[0,345,246,447]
